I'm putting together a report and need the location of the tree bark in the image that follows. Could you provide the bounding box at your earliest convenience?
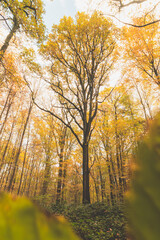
[98,164,106,201]
[7,100,33,192]
[0,87,12,120]
[91,170,99,202]
[56,153,63,204]
[26,161,34,197]
[41,155,51,196]
[17,128,30,195]
[0,101,12,136]
[33,162,41,197]
[62,159,67,202]
[114,104,123,202]
[82,143,90,204]
[56,127,66,204]
[0,17,19,61]
[0,119,15,171]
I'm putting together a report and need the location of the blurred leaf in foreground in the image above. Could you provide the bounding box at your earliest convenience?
[127,114,160,240]
[0,193,80,240]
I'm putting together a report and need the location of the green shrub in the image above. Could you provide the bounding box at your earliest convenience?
[49,202,127,240]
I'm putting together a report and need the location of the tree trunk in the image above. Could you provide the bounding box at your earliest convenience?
[33,163,41,197]
[56,154,63,204]
[62,159,67,202]
[17,128,30,195]
[26,161,34,197]
[21,158,31,195]
[3,163,12,191]
[7,100,33,192]
[82,143,90,204]
[0,119,15,171]
[114,104,123,202]
[0,101,12,136]
[41,155,51,196]
[0,165,9,189]
[56,128,66,204]
[107,152,116,205]
[91,171,99,202]
[98,162,106,201]
[0,17,19,61]
[0,87,12,120]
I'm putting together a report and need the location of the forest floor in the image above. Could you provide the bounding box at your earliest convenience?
[44,201,127,240]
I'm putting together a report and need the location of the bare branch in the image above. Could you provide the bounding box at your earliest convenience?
[113,0,146,9]
[0,14,12,30]
[144,1,160,21]
[23,76,83,147]
[106,14,160,28]
[98,85,116,104]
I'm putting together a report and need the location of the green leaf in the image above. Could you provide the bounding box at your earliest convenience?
[0,193,80,240]
[127,114,160,240]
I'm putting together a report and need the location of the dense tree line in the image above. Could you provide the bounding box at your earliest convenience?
[0,0,159,205]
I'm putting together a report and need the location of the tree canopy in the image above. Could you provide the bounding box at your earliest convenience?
[0,0,45,60]
[40,11,118,203]
[0,1,159,239]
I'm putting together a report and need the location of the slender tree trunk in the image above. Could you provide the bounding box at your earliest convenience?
[0,17,19,61]
[56,128,66,204]
[0,119,15,171]
[62,138,74,202]
[134,82,148,125]
[110,151,118,188]
[119,141,127,193]
[56,153,63,204]
[41,155,51,196]
[26,161,34,197]
[62,159,67,202]
[0,101,12,136]
[21,158,31,195]
[82,143,90,204]
[3,125,22,191]
[0,164,10,189]
[0,87,12,120]
[114,104,123,202]
[91,171,99,202]
[107,162,114,205]
[17,128,30,195]
[98,163,106,201]
[116,148,123,201]
[3,163,12,191]
[33,163,41,197]
[101,116,115,204]
[74,169,79,204]
[7,100,33,191]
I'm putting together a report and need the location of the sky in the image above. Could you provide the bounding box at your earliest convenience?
[43,0,77,30]
[43,0,160,31]
[43,0,97,30]
[43,0,111,30]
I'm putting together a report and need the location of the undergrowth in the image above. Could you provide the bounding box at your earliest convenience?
[45,202,127,240]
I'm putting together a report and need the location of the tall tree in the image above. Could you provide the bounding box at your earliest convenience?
[39,11,117,203]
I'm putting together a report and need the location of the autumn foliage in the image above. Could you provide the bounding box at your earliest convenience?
[0,0,160,239]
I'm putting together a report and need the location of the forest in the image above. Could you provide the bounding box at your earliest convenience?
[0,0,160,239]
